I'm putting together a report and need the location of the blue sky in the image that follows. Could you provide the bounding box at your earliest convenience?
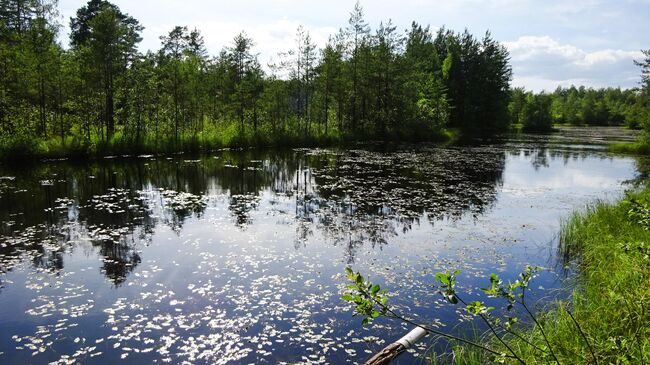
[57,0,650,91]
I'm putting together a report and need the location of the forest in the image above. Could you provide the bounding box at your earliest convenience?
[510,85,649,132]
[0,0,649,160]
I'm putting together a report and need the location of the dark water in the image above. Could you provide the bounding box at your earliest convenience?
[0,128,642,364]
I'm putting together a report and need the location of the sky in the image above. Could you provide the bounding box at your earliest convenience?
[56,0,650,92]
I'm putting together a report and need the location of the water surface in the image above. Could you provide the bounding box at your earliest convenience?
[0,128,642,364]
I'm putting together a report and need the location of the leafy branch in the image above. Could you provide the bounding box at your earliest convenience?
[342,267,515,361]
[342,265,596,364]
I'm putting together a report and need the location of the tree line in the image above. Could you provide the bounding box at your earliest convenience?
[638,49,650,142]
[1,0,513,158]
[1,0,647,160]
[509,84,649,133]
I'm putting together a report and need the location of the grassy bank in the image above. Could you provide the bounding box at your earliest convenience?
[608,141,650,155]
[550,188,650,363]
[452,187,650,364]
[0,123,457,163]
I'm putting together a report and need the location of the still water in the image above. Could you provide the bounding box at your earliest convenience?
[0,128,642,364]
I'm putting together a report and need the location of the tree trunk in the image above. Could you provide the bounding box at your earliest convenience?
[324,80,329,135]
[105,64,114,140]
[39,72,47,138]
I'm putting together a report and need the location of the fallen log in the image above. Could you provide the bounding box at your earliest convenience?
[363,326,428,365]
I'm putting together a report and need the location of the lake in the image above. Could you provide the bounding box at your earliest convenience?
[0,127,643,364]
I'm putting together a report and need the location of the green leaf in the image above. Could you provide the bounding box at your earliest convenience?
[435,272,449,285]
[371,284,380,294]
[341,294,354,301]
[355,274,363,285]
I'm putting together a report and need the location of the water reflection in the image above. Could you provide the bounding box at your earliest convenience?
[0,147,510,276]
[0,132,642,364]
[0,142,639,280]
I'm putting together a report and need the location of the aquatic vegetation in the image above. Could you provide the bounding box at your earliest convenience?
[160,190,207,213]
[0,135,641,363]
[608,141,650,155]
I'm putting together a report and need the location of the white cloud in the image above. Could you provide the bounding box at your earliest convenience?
[578,49,643,66]
[505,36,583,62]
[505,36,642,67]
[505,36,644,91]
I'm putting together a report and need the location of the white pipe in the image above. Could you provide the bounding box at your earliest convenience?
[363,326,429,365]
[395,326,428,349]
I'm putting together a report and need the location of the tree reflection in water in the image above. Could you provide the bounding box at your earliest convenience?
[3,144,600,280]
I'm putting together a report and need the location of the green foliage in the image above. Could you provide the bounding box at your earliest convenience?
[521,93,553,132]
[509,88,554,132]
[440,29,512,137]
[552,189,650,364]
[435,269,461,304]
[625,197,650,228]
[636,50,650,143]
[5,1,645,161]
[0,131,40,159]
[545,86,644,128]
[428,189,650,364]
[342,264,573,364]
[635,49,650,96]
[512,85,649,133]
[608,141,650,155]
[620,240,650,260]
[342,195,650,365]
[0,1,520,162]
[71,0,143,139]
[481,267,538,309]
[341,267,388,326]
[465,300,495,316]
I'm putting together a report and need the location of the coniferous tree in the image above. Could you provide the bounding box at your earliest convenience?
[5,0,644,160]
[346,1,369,131]
[635,49,650,139]
[70,0,142,140]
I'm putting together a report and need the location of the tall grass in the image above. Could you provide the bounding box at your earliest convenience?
[453,189,650,364]
[0,120,453,163]
[0,124,339,162]
[552,192,650,363]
